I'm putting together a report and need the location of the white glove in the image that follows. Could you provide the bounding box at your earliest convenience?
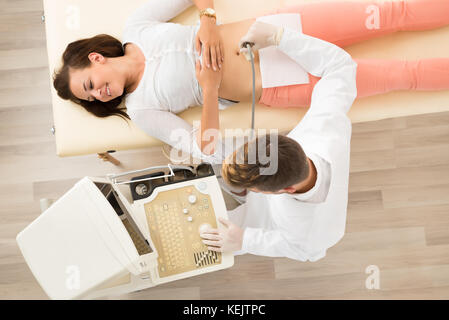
[239,21,284,54]
[200,217,244,253]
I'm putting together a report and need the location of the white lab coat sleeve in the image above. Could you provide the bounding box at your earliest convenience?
[277,28,358,117]
[129,109,225,164]
[278,28,357,160]
[125,0,193,27]
[240,227,309,261]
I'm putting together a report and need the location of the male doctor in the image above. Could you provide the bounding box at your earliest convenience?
[199,21,358,262]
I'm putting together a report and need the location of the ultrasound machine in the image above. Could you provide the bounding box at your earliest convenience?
[16,163,234,299]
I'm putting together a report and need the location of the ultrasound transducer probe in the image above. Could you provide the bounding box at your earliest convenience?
[240,41,255,61]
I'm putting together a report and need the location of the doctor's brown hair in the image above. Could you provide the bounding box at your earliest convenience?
[52,34,130,120]
[222,134,309,192]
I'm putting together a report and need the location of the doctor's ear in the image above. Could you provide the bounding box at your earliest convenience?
[283,186,297,194]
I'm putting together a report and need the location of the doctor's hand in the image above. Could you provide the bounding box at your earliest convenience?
[239,21,284,54]
[200,217,243,253]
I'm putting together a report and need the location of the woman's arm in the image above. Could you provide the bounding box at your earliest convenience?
[125,0,223,71]
[130,108,224,163]
[193,0,223,155]
[193,0,223,71]
[125,0,193,27]
[192,0,214,11]
[195,59,222,155]
[198,87,220,155]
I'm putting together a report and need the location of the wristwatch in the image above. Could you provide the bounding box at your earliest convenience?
[199,8,216,20]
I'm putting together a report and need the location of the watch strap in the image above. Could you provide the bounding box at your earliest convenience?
[199,8,216,19]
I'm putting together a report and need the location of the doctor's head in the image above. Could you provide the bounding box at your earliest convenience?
[52,34,129,119]
[222,134,310,195]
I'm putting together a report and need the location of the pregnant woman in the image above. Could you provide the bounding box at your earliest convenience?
[53,0,449,162]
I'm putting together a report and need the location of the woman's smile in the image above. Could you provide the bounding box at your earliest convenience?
[99,83,112,101]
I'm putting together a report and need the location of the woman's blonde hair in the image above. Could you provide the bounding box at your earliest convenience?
[222,134,309,192]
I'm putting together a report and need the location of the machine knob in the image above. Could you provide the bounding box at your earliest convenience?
[187,216,193,222]
[135,183,148,196]
[197,181,207,191]
[183,208,189,214]
[188,195,197,204]
[198,223,212,234]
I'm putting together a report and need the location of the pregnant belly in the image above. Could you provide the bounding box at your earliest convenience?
[217,19,263,102]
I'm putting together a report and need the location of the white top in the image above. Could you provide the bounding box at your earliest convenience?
[292,153,331,204]
[229,28,358,262]
[122,0,236,162]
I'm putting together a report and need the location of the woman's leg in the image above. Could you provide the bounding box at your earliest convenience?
[259,58,449,107]
[355,58,449,98]
[262,0,449,47]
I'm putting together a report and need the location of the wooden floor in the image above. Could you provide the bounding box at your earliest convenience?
[1,0,449,300]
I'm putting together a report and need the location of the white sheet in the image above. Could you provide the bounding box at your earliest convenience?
[256,13,310,88]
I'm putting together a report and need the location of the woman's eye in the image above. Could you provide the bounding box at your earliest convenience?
[89,80,93,89]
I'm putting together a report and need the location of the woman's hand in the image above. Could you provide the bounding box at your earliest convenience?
[195,16,224,71]
[195,54,222,91]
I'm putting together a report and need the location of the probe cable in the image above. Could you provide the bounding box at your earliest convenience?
[246,43,256,139]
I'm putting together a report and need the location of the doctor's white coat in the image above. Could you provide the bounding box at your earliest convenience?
[228,28,358,262]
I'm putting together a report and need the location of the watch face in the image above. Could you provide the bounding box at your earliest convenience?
[206,8,215,15]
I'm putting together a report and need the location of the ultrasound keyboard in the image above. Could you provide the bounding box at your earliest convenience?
[106,163,234,285]
[145,185,222,277]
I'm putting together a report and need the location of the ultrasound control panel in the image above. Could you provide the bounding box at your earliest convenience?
[144,184,221,278]
[105,163,233,283]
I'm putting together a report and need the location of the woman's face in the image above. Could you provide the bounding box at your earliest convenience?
[69,52,124,102]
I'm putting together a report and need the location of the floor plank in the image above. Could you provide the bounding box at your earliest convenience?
[1,0,448,300]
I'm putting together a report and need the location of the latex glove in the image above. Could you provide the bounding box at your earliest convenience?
[200,217,244,253]
[239,21,284,54]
